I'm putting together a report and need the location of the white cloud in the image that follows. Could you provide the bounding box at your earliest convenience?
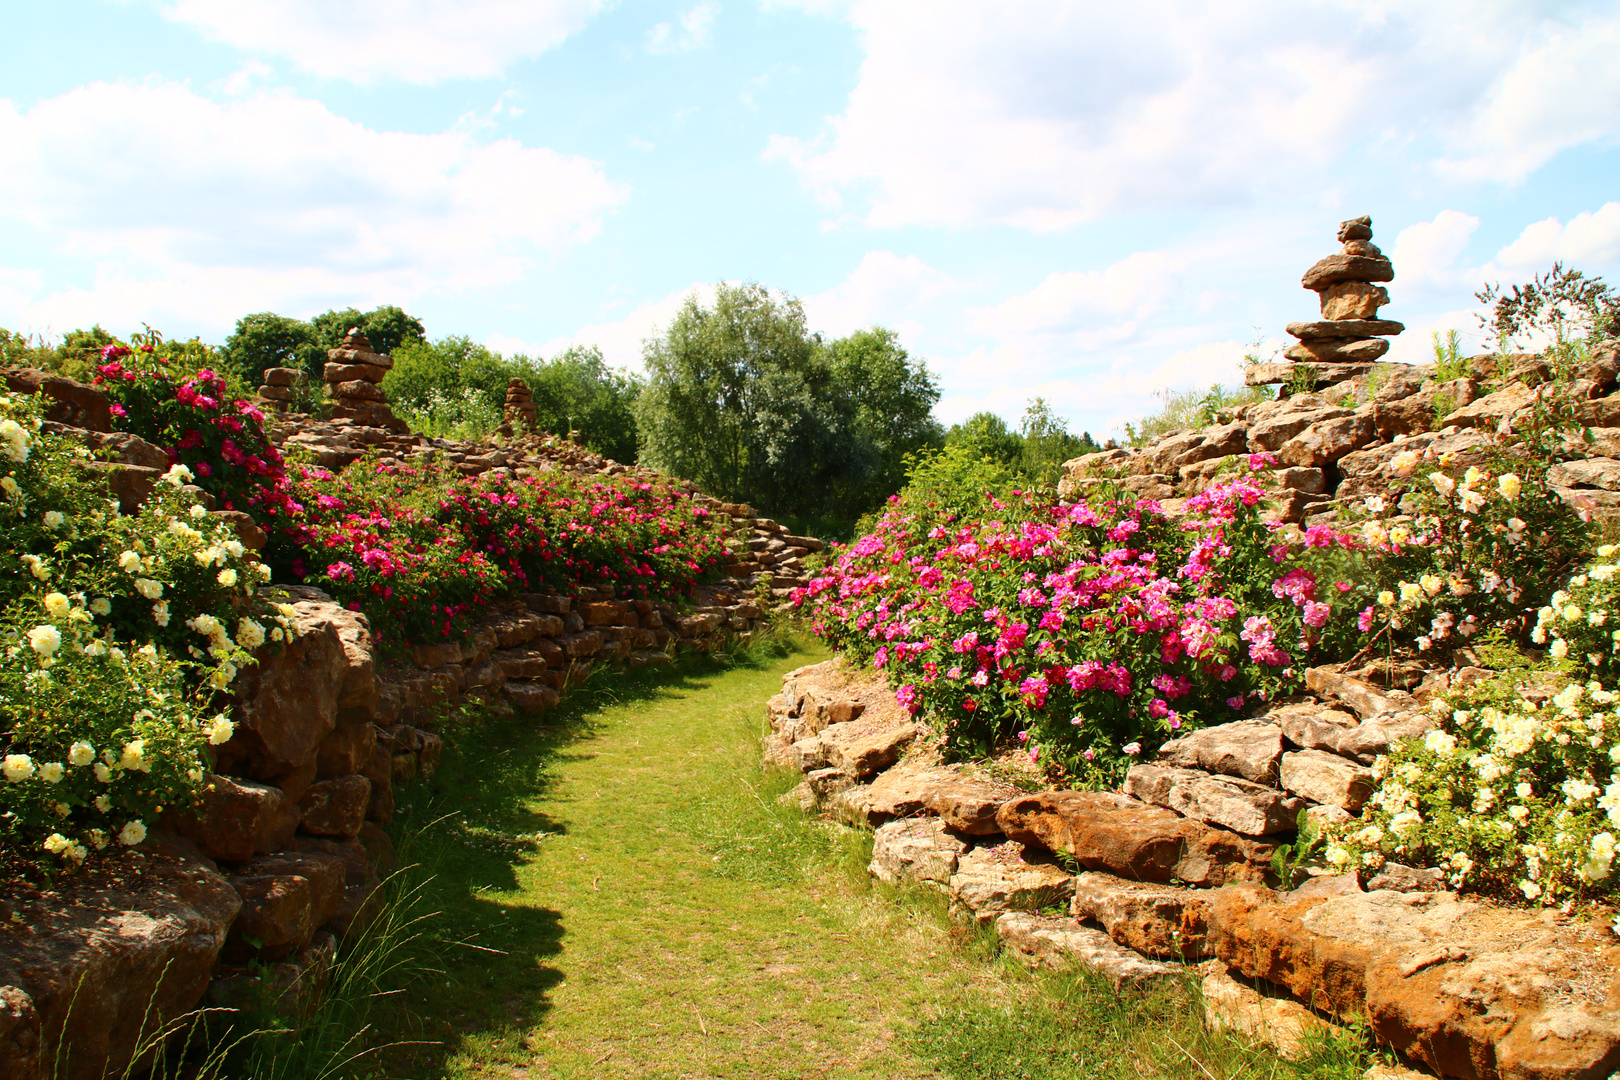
[647,1,721,54]
[539,283,718,370]
[1493,202,1620,272]
[1389,210,1480,296]
[801,250,956,337]
[162,0,604,84]
[769,0,1620,230]
[0,81,626,335]
[971,252,1184,342]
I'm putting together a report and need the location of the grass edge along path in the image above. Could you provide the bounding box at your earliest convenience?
[321,638,1384,1080]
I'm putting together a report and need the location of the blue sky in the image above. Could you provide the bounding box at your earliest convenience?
[3,1,1619,440]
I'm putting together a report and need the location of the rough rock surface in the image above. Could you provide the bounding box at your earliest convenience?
[868,818,969,888]
[1123,764,1303,836]
[995,913,1180,986]
[1158,719,1286,785]
[1207,884,1620,1080]
[1069,872,1212,959]
[948,844,1075,924]
[996,791,1273,887]
[1203,969,1343,1061]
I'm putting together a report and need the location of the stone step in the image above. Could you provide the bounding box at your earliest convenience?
[995,913,1182,987]
[1123,763,1304,836]
[996,791,1274,887]
[1070,871,1214,959]
[1158,719,1286,786]
[947,844,1074,925]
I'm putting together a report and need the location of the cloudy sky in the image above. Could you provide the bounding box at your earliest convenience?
[3,1,1619,439]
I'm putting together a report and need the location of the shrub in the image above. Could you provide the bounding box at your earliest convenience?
[1325,672,1618,904]
[796,461,1361,782]
[92,342,296,518]
[271,455,725,647]
[0,391,295,868]
[1532,547,1620,669]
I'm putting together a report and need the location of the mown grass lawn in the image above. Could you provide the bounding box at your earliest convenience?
[339,636,1382,1080]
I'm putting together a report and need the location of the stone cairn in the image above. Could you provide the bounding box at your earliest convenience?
[1248,215,1406,391]
[324,328,407,433]
[500,377,537,435]
[256,365,304,411]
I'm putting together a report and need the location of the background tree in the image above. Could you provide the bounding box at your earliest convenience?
[528,345,641,465]
[944,399,1098,486]
[221,305,428,385]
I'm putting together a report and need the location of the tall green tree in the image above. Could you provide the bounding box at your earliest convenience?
[528,345,641,465]
[221,305,427,384]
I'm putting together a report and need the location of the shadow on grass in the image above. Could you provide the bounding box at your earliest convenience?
[368,636,808,1078]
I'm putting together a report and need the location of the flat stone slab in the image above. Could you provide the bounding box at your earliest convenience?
[1207,884,1620,1080]
[1158,719,1286,786]
[1070,872,1213,959]
[1271,702,1433,766]
[996,913,1182,987]
[996,791,1273,887]
[1124,763,1304,836]
[869,818,968,889]
[1203,969,1343,1061]
[1279,749,1374,814]
[924,776,1017,835]
[948,844,1074,925]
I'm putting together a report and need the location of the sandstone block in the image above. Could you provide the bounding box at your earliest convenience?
[1279,750,1374,813]
[995,914,1181,986]
[1304,667,1395,719]
[1283,338,1391,365]
[263,367,302,386]
[1123,764,1303,836]
[315,721,377,778]
[995,791,1273,886]
[1319,281,1390,320]
[862,760,958,820]
[924,777,1013,835]
[1158,719,1285,785]
[1203,969,1343,1061]
[168,774,299,863]
[322,362,388,384]
[330,379,385,401]
[1548,456,1620,491]
[1287,319,1406,341]
[947,845,1075,924]
[869,818,969,887]
[1277,413,1377,467]
[225,595,351,778]
[1445,381,1538,430]
[1302,254,1394,290]
[297,775,371,838]
[1069,872,1212,958]
[1247,406,1353,453]
[225,852,346,961]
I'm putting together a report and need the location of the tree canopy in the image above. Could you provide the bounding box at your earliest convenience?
[221,305,428,384]
[945,397,1099,486]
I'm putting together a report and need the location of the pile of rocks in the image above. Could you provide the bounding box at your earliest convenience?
[501,377,538,434]
[765,658,1620,1080]
[322,329,406,434]
[1249,216,1406,391]
[256,365,304,411]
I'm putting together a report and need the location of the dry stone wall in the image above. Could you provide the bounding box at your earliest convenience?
[765,658,1620,1080]
[0,361,820,1078]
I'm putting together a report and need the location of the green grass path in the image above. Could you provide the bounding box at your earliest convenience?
[376,642,1375,1080]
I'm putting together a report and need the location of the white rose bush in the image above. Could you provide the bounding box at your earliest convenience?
[1326,672,1620,903]
[0,392,295,868]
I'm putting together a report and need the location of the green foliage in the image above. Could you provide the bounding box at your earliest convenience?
[1432,329,1470,381]
[1325,671,1619,904]
[1269,809,1323,888]
[1530,546,1620,670]
[1121,384,1268,447]
[636,283,942,526]
[1477,263,1619,354]
[222,305,428,384]
[526,345,641,464]
[1286,363,1319,397]
[946,400,1100,487]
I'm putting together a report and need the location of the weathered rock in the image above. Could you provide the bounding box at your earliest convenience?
[1320,281,1391,320]
[1305,667,1395,719]
[1123,764,1303,836]
[869,818,969,888]
[1274,466,1328,494]
[1302,254,1395,291]
[223,592,352,778]
[505,680,560,714]
[224,852,346,961]
[996,791,1273,886]
[285,836,383,937]
[1248,406,1354,453]
[297,775,371,838]
[322,362,388,384]
[1364,863,1447,893]
[1069,872,1211,958]
[1445,382,1539,430]
[836,723,918,779]
[995,914,1180,986]
[948,844,1075,924]
[1548,457,1620,491]
[1287,319,1407,341]
[1270,701,1361,753]
[1203,969,1343,1061]
[1279,750,1374,813]
[862,760,958,820]
[1207,884,1620,1080]
[167,774,300,863]
[1283,338,1393,365]
[1277,413,1377,467]
[2,367,113,430]
[315,721,376,777]
[1159,719,1286,785]
[0,848,241,1080]
[924,777,1014,835]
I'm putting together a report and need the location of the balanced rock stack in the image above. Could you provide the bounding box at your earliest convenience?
[1248,216,1406,390]
[323,329,406,433]
[502,378,537,435]
[257,366,303,411]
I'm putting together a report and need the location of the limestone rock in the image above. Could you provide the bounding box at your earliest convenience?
[869,818,969,888]
[1159,719,1286,785]
[297,775,371,838]
[1247,406,1353,453]
[224,852,347,961]
[1206,884,1620,1080]
[167,774,299,863]
[1305,667,1395,719]
[1548,457,1620,492]
[834,722,918,780]
[0,847,241,1080]
[1444,382,1538,430]
[995,791,1273,886]
[1283,338,1393,365]
[1363,863,1447,893]
[1302,254,1395,291]
[285,836,382,938]
[862,760,958,820]
[315,721,377,778]
[995,914,1181,986]
[1069,872,1212,958]
[1123,764,1303,836]
[1320,281,1390,320]
[222,593,352,779]
[1203,969,1343,1061]
[948,844,1075,924]
[924,777,1014,835]
[1287,319,1407,341]
[1277,413,1377,467]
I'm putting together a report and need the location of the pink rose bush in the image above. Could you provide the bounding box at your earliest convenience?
[796,464,1359,781]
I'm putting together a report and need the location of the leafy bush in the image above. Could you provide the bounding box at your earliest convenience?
[1120,383,1269,447]
[1532,547,1620,669]
[270,456,725,647]
[1325,673,1618,904]
[0,391,294,867]
[222,305,427,385]
[796,461,1360,782]
[92,342,297,517]
[1348,452,1589,651]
